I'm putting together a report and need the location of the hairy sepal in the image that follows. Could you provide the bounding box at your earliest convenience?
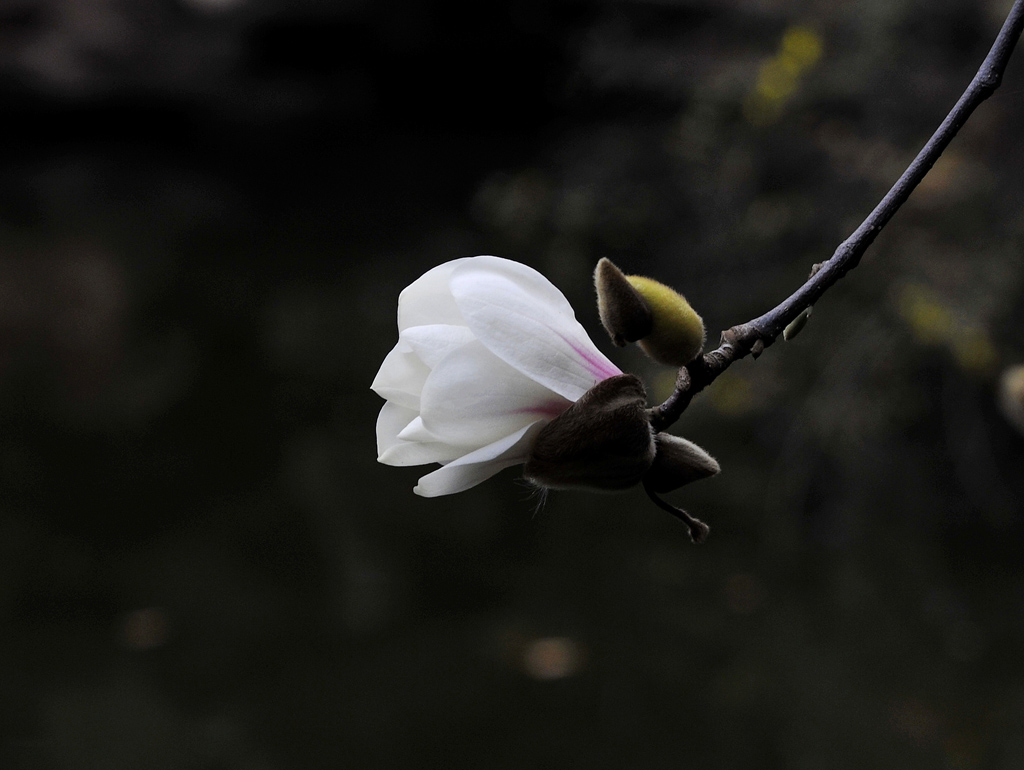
[524,374,655,492]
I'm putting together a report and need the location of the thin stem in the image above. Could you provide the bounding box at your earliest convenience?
[650,0,1024,434]
[643,478,710,543]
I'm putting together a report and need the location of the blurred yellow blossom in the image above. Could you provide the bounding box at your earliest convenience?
[899,284,953,345]
[897,284,999,376]
[710,370,754,416]
[781,26,823,69]
[744,25,824,126]
[951,328,998,375]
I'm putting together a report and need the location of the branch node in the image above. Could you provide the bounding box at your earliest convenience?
[674,366,692,392]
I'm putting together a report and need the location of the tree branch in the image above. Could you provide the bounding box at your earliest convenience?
[649,0,1024,434]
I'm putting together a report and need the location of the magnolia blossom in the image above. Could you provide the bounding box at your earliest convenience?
[372,256,621,497]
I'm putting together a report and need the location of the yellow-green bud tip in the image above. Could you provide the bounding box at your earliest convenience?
[626,275,706,366]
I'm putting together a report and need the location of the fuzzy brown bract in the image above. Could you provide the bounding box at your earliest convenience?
[524,374,655,492]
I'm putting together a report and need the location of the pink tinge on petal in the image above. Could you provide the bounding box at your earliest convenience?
[450,257,622,403]
[566,339,621,382]
[512,400,571,419]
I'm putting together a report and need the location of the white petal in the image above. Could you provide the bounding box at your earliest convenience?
[396,416,435,442]
[380,440,463,467]
[397,258,470,332]
[450,257,620,402]
[371,339,429,409]
[377,405,463,467]
[414,420,546,497]
[400,324,476,369]
[418,339,571,448]
[376,401,418,456]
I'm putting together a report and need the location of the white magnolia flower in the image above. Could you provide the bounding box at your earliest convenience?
[372,256,621,497]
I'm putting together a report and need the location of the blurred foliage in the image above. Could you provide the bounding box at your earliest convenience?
[2,1,1024,769]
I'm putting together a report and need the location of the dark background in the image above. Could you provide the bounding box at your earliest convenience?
[2,0,1024,768]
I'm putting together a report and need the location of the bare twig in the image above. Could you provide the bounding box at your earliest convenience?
[643,477,710,543]
[649,0,1024,434]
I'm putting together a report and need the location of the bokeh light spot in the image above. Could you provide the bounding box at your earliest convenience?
[522,637,585,681]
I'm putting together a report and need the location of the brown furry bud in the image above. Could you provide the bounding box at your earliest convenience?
[524,374,655,491]
[594,258,653,347]
[643,433,721,493]
[594,258,706,366]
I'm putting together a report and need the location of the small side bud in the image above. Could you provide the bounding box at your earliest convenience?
[594,258,653,346]
[783,306,813,341]
[627,276,706,366]
[524,374,655,492]
[643,433,720,494]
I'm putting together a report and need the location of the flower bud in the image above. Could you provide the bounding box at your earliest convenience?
[594,258,653,346]
[524,373,655,491]
[643,433,721,493]
[593,259,705,366]
[630,277,706,366]
[783,306,812,341]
